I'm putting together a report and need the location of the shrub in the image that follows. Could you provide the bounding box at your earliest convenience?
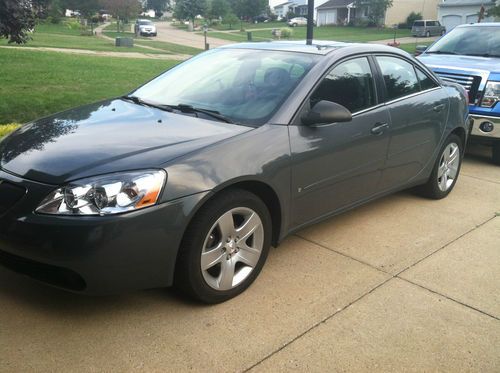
[280,27,293,38]
[0,123,21,138]
[402,11,422,28]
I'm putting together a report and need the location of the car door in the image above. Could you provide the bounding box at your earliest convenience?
[374,55,449,190]
[289,56,391,227]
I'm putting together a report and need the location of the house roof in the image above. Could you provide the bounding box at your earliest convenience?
[274,1,292,8]
[316,0,353,10]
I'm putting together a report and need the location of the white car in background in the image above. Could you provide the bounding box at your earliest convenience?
[287,17,308,27]
[135,19,157,37]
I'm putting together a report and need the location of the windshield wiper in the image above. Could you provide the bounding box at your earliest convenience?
[121,95,174,112]
[170,104,235,124]
[463,53,500,58]
[425,51,458,55]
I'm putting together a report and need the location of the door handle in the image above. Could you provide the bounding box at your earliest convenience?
[433,104,445,112]
[371,122,389,135]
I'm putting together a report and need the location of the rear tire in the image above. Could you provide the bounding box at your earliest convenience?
[416,134,463,199]
[426,31,431,37]
[492,142,500,165]
[174,189,272,303]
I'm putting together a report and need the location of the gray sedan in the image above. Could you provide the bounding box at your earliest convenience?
[0,42,469,303]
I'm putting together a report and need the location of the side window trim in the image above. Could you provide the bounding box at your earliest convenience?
[291,54,382,125]
[374,53,442,104]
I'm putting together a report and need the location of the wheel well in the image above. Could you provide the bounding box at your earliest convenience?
[220,181,282,246]
[451,127,466,151]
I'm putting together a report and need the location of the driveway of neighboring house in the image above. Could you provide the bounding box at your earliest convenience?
[1,144,499,372]
[154,21,232,49]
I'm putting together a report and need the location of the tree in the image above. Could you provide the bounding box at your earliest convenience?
[146,0,170,17]
[101,0,142,22]
[229,0,266,20]
[207,0,230,20]
[174,0,207,22]
[222,11,238,29]
[0,0,36,44]
[486,4,500,18]
[354,0,393,26]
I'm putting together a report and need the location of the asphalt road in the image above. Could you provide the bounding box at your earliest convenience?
[1,144,499,372]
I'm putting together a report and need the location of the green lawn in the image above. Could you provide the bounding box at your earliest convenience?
[103,31,203,55]
[208,25,410,43]
[0,48,179,124]
[0,32,165,54]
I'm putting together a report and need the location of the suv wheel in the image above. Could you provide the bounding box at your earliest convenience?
[492,142,500,165]
[426,30,431,37]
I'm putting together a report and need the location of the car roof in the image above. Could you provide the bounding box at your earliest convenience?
[219,40,409,56]
[456,22,500,28]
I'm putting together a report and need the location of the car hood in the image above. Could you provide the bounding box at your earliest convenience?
[0,99,251,185]
[418,54,500,74]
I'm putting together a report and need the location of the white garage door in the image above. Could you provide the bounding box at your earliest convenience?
[318,9,337,26]
[465,14,478,23]
[442,15,462,30]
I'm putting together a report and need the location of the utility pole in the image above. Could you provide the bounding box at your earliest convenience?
[306,0,315,44]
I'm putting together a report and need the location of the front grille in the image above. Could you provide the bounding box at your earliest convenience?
[0,180,26,215]
[434,71,481,103]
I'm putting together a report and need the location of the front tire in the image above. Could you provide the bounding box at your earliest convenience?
[492,142,500,165]
[416,134,463,199]
[174,189,272,303]
[426,31,431,37]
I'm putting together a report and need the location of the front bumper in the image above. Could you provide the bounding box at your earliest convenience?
[0,169,208,294]
[470,114,500,140]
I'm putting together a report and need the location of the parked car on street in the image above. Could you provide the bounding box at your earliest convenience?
[288,17,308,27]
[418,23,500,164]
[134,19,157,37]
[412,20,446,37]
[253,14,270,23]
[0,42,469,303]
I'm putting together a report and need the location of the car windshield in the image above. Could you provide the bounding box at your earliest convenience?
[130,49,320,125]
[139,20,153,25]
[426,26,500,57]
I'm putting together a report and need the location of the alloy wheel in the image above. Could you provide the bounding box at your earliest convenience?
[437,142,460,191]
[201,207,264,291]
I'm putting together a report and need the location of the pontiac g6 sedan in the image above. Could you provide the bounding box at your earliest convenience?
[0,42,469,303]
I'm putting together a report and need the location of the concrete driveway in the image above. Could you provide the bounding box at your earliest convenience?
[1,144,499,372]
[154,22,231,49]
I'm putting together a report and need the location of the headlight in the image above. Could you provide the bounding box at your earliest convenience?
[36,170,166,216]
[481,81,500,108]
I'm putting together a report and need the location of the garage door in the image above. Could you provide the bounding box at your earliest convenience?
[465,14,478,23]
[442,15,462,30]
[318,9,337,26]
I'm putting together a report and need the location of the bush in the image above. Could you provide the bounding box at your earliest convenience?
[0,124,21,138]
[280,27,293,38]
[400,11,422,29]
[66,20,81,30]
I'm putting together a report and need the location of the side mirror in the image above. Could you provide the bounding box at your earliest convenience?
[301,100,352,126]
[415,45,428,56]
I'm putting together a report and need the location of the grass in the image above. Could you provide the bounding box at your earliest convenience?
[207,25,411,43]
[0,48,179,124]
[0,124,20,137]
[103,31,203,55]
[0,32,164,53]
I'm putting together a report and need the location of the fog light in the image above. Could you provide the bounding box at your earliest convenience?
[479,121,494,132]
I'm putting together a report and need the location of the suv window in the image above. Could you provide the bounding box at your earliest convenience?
[376,56,420,101]
[414,21,424,27]
[427,21,436,27]
[310,57,376,113]
[416,67,438,91]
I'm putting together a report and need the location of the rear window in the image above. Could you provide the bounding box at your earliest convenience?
[413,21,424,27]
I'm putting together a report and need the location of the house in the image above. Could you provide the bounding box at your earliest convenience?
[315,0,441,26]
[316,0,362,26]
[437,0,497,30]
[273,0,308,19]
